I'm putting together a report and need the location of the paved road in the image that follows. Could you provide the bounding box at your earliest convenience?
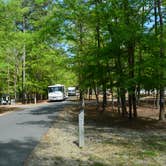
[0,101,72,166]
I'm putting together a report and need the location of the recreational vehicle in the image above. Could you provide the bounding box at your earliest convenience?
[48,84,66,101]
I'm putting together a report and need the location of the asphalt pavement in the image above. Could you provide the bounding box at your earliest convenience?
[0,101,72,166]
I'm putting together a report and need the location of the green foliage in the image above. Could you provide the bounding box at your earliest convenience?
[0,0,77,100]
[0,0,165,103]
[60,0,166,94]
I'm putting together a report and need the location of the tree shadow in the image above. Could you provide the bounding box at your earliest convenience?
[16,102,79,128]
[0,138,38,166]
[16,106,63,128]
[29,106,62,115]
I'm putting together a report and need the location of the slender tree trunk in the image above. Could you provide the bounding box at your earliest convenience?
[14,48,19,101]
[136,86,140,105]
[22,44,26,103]
[93,85,99,104]
[157,0,165,120]
[154,0,159,109]
[159,88,165,120]
[7,64,10,95]
[137,47,143,105]
[79,89,83,101]
[95,0,106,111]
[102,81,107,111]
[120,88,127,116]
[14,63,18,101]
[154,0,158,34]
[117,88,121,114]
[136,0,145,106]
[78,20,84,101]
[133,92,137,117]
[128,43,137,118]
[22,16,26,104]
[111,90,114,111]
[115,52,127,115]
[88,88,92,100]
[155,90,159,108]
[128,94,132,119]
[123,0,137,118]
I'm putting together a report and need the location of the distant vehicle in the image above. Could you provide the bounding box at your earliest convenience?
[68,87,76,96]
[48,84,67,101]
[0,94,11,105]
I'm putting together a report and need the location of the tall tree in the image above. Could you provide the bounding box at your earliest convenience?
[158,0,165,120]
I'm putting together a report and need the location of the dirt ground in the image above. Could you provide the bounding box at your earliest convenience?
[25,102,166,166]
[0,105,20,115]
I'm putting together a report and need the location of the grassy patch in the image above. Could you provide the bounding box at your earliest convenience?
[138,149,157,157]
[143,138,166,152]
[92,162,108,166]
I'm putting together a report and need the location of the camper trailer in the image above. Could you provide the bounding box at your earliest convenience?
[48,84,66,101]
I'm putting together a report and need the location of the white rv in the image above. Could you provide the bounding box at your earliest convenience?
[48,84,66,101]
[68,87,76,96]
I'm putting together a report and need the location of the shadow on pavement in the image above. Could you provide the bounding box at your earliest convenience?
[0,138,38,166]
[16,102,79,130]
[16,103,67,128]
[29,106,62,115]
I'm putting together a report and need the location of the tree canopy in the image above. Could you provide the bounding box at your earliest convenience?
[0,0,165,120]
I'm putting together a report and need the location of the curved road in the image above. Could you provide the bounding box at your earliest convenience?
[0,101,74,166]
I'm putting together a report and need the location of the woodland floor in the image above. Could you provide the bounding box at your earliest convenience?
[25,100,166,166]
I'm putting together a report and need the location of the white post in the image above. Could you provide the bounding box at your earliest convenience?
[34,93,37,104]
[79,98,85,147]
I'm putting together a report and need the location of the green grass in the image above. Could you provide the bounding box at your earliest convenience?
[138,149,157,157]
[92,162,108,166]
[89,135,166,166]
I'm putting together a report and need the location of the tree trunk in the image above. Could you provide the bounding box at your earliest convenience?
[155,90,159,108]
[136,86,140,105]
[128,43,137,118]
[14,61,18,101]
[158,0,165,120]
[22,44,26,103]
[154,0,159,109]
[137,47,143,105]
[117,88,121,114]
[93,85,99,104]
[79,89,83,101]
[154,0,158,34]
[111,90,114,111]
[102,82,107,111]
[88,88,92,100]
[22,16,26,104]
[128,94,132,119]
[95,0,104,111]
[7,64,10,95]
[120,88,127,116]
[123,0,137,118]
[78,20,84,101]
[133,92,137,117]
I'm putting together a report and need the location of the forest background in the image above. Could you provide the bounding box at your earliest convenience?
[0,0,165,120]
